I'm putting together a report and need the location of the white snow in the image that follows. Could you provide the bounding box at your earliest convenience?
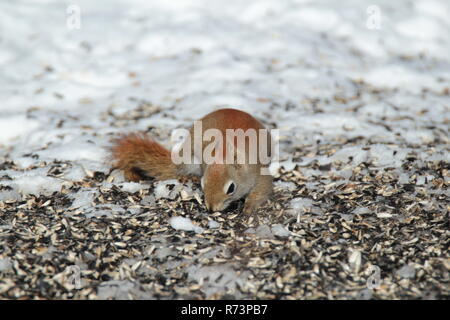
[169,216,204,234]
[97,280,145,300]
[140,195,156,206]
[271,224,291,238]
[255,225,274,239]
[63,165,86,181]
[12,157,37,169]
[208,220,220,229]
[0,190,22,202]
[0,258,12,272]
[85,205,124,218]
[274,181,297,191]
[396,264,416,279]
[290,197,314,212]
[186,264,249,298]
[118,182,147,193]
[279,159,297,171]
[36,138,107,163]
[398,173,410,184]
[0,168,64,196]
[70,189,97,209]
[154,180,180,200]
[353,207,371,215]
[0,115,40,145]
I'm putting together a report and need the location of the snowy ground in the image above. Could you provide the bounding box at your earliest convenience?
[0,0,449,299]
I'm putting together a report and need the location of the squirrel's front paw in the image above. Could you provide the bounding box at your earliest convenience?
[242,202,255,215]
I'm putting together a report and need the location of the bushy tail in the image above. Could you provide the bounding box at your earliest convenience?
[111,133,179,181]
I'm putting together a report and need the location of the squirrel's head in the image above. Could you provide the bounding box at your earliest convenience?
[202,163,256,212]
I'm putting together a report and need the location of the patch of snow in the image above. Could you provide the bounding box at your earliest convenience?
[398,173,410,184]
[396,264,416,279]
[352,207,371,215]
[208,220,220,229]
[13,157,37,169]
[154,179,180,200]
[255,225,274,239]
[271,224,291,238]
[290,197,314,213]
[118,182,147,193]
[0,258,12,272]
[244,227,256,234]
[97,280,148,300]
[279,159,297,171]
[169,216,204,234]
[36,138,107,163]
[0,190,22,202]
[141,195,156,206]
[0,115,40,146]
[187,264,249,298]
[70,189,97,209]
[0,168,64,196]
[84,205,124,218]
[274,181,296,191]
[156,247,176,260]
[320,146,368,165]
[63,165,86,181]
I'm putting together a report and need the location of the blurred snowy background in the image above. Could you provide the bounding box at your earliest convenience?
[0,0,449,299]
[1,0,449,170]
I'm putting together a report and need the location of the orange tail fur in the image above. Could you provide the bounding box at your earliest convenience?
[111,133,178,181]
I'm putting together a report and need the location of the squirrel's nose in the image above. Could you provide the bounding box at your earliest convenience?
[205,200,222,212]
[210,203,224,212]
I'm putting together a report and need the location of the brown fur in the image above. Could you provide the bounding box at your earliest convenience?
[111,133,178,181]
[202,164,228,211]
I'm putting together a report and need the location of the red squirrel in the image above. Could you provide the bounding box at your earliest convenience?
[111,108,273,214]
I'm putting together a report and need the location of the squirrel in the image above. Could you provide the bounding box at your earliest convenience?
[111,108,273,214]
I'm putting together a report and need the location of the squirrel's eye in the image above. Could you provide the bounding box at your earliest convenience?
[225,181,235,195]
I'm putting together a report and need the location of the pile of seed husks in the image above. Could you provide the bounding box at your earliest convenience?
[0,139,448,300]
